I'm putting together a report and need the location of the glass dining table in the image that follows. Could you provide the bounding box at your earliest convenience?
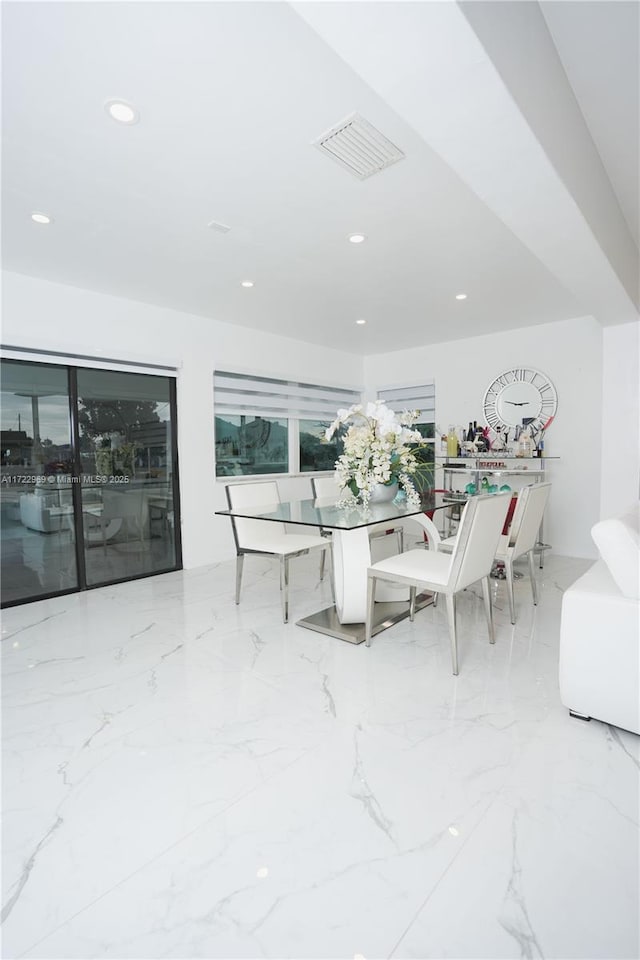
[216,490,453,644]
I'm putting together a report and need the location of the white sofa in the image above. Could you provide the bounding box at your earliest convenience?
[559,504,640,735]
[19,483,70,533]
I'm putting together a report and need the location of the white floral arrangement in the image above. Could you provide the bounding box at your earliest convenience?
[93,434,113,476]
[325,400,425,506]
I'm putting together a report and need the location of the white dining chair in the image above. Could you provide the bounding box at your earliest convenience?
[365,492,511,675]
[84,488,146,554]
[438,483,552,625]
[311,476,405,562]
[82,498,123,553]
[494,482,551,624]
[226,480,331,624]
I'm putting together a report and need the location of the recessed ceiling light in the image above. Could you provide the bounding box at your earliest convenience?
[256,866,269,878]
[105,99,139,125]
[356,319,367,325]
[455,293,467,300]
[31,212,52,224]
[348,233,366,244]
[241,280,254,288]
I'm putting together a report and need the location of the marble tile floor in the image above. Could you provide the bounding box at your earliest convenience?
[1,552,638,959]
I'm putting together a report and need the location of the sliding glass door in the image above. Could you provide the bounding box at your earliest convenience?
[1,360,78,604]
[76,368,179,587]
[1,359,181,606]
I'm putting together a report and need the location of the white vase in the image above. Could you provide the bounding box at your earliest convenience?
[369,481,399,503]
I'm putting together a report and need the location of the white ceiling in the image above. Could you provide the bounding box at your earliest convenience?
[2,1,638,355]
[541,0,639,247]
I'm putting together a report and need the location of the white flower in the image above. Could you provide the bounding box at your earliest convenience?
[325,400,427,501]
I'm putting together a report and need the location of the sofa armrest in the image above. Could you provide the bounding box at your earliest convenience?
[559,561,640,734]
[591,506,640,600]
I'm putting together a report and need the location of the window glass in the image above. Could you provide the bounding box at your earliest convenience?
[0,360,78,605]
[412,422,436,499]
[299,419,344,473]
[215,415,288,476]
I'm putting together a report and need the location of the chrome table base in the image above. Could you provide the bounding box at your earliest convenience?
[297,591,434,644]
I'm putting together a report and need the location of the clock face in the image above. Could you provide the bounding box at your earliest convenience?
[483,368,557,432]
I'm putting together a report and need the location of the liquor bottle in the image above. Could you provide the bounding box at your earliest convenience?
[446,425,458,457]
[467,422,474,443]
[517,427,533,458]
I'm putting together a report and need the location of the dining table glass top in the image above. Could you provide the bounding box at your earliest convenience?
[216,491,453,531]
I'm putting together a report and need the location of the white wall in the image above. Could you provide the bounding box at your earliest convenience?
[4,271,630,565]
[600,321,640,518]
[1,271,364,567]
[364,315,604,559]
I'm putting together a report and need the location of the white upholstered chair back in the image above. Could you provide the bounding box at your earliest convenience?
[226,481,284,550]
[311,476,407,554]
[102,488,146,538]
[311,476,341,501]
[449,493,511,593]
[508,482,551,560]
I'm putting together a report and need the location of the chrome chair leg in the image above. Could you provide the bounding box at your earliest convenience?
[235,554,244,605]
[409,585,417,622]
[327,546,335,603]
[445,593,458,676]
[319,550,326,581]
[280,555,290,623]
[528,551,539,605]
[397,527,404,553]
[365,575,377,646]
[481,576,495,643]
[505,558,516,625]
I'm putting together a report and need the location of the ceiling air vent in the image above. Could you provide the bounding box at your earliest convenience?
[314,113,405,181]
[207,219,231,234]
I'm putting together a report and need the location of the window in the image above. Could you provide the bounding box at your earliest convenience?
[299,419,344,473]
[215,414,289,476]
[214,372,359,477]
[377,382,436,496]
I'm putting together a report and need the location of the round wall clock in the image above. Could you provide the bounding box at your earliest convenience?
[483,368,558,433]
